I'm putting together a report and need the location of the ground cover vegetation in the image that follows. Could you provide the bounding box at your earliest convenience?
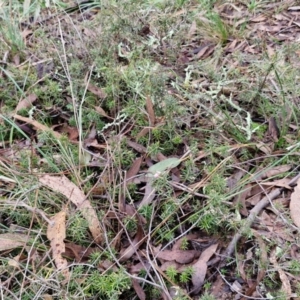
[1,0,300,299]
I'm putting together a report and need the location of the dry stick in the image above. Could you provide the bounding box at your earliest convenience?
[220,172,300,266]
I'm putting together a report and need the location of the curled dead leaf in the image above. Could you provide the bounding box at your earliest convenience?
[13,114,61,139]
[39,175,103,244]
[47,211,70,280]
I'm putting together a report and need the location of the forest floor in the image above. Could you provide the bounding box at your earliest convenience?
[1,1,300,299]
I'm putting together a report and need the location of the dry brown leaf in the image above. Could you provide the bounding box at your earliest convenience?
[42,295,53,300]
[255,24,282,32]
[47,211,70,280]
[98,259,118,272]
[210,274,226,298]
[65,242,95,262]
[136,127,151,139]
[130,261,151,274]
[290,177,300,228]
[138,180,156,208]
[191,244,218,295]
[126,157,143,185]
[21,29,33,40]
[155,249,201,264]
[0,233,28,251]
[188,20,197,38]
[260,211,294,242]
[270,248,292,298]
[56,124,79,141]
[8,254,22,268]
[172,234,199,251]
[195,45,210,59]
[227,169,248,189]
[267,44,276,58]
[160,261,181,272]
[39,175,103,244]
[120,221,144,261]
[145,96,155,126]
[250,15,267,22]
[132,278,146,300]
[256,142,274,155]
[233,183,252,216]
[94,106,111,119]
[242,231,268,298]
[127,140,147,153]
[258,178,292,189]
[15,94,37,112]
[13,114,61,139]
[87,83,107,99]
[263,165,292,179]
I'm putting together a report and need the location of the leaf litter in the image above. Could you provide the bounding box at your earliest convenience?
[2,0,300,299]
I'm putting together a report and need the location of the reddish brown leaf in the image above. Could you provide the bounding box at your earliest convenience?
[136,127,151,139]
[58,125,79,141]
[172,234,199,251]
[130,261,151,274]
[210,274,226,298]
[194,45,209,59]
[191,244,218,294]
[98,259,118,272]
[120,220,144,261]
[127,140,147,154]
[132,279,146,300]
[160,261,181,272]
[145,96,155,126]
[13,114,62,139]
[65,243,95,262]
[126,157,143,185]
[155,249,201,264]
